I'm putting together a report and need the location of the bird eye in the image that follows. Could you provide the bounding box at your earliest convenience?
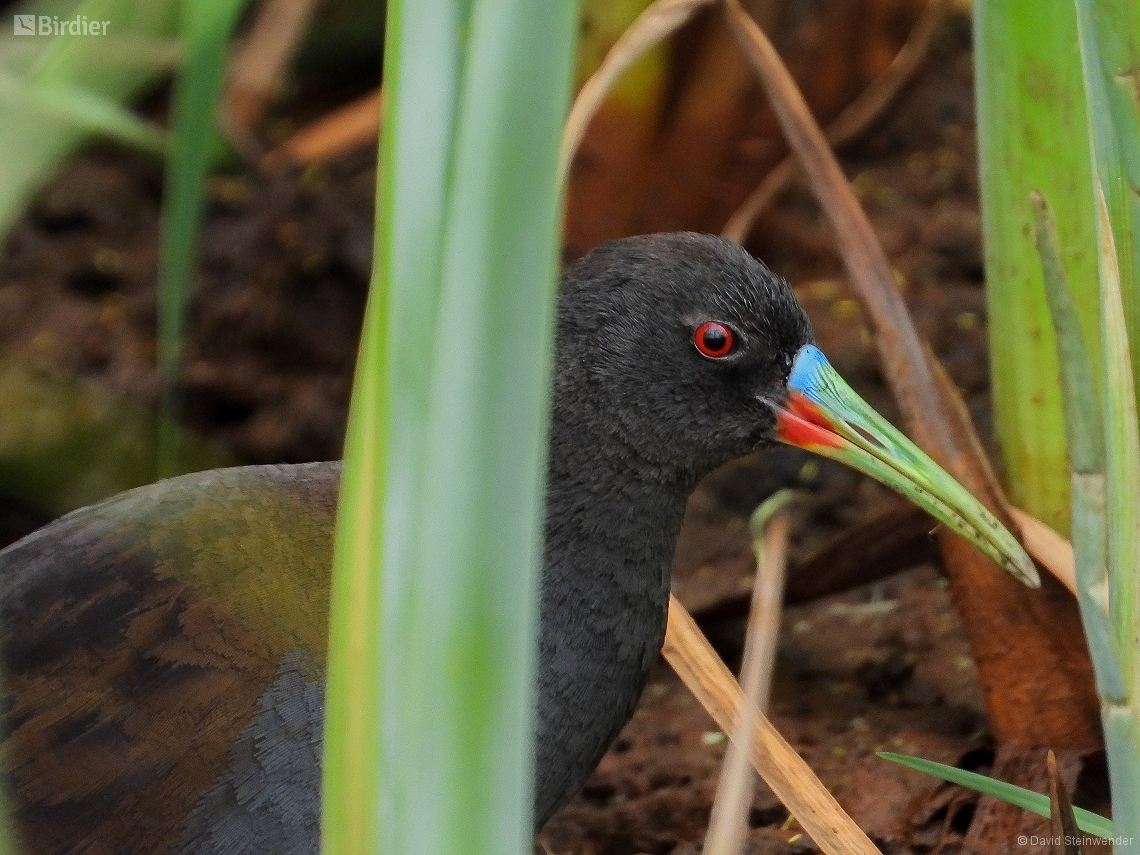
[693,321,735,359]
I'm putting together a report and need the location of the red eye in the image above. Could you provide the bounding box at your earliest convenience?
[693,321,735,358]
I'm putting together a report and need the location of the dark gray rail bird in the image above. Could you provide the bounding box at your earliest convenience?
[0,232,1033,854]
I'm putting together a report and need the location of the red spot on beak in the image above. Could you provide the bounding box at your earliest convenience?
[775,392,846,450]
[786,391,838,430]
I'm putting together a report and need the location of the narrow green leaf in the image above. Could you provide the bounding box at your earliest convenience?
[1075,0,1140,708]
[1069,1,1140,839]
[1030,191,1104,476]
[0,70,166,154]
[321,0,463,845]
[1089,182,1140,696]
[1031,189,1124,703]
[155,0,250,475]
[1087,175,1140,839]
[877,753,1113,840]
[26,0,179,84]
[1072,0,1139,408]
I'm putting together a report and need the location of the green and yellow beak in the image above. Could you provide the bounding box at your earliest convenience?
[774,345,1039,587]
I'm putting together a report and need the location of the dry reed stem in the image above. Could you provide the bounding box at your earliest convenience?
[262,88,383,170]
[225,0,322,135]
[664,594,882,855]
[704,507,790,855]
[1009,507,1077,597]
[558,0,716,185]
[722,0,948,243]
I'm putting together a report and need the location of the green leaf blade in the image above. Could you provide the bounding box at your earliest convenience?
[878,752,1114,840]
[974,0,1101,536]
[323,0,579,853]
[155,0,251,474]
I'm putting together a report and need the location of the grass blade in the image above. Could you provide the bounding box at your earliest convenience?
[1030,190,1123,702]
[0,0,179,238]
[155,0,250,475]
[878,753,1112,840]
[0,69,165,154]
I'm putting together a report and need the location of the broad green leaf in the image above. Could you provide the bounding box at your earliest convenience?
[975,0,1100,536]
[323,1,578,854]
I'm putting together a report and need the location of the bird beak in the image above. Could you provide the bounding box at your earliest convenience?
[773,345,1039,587]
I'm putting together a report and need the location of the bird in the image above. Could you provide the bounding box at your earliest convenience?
[0,232,1033,854]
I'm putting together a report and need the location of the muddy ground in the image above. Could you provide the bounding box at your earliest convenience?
[0,9,1106,855]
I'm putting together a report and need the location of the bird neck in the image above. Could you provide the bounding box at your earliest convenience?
[534,394,694,825]
[542,390,694,630]
[542,420,689,637]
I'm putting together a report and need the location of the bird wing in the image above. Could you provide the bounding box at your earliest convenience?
[0,462,340,855]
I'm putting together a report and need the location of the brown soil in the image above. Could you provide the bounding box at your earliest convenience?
[0,10,1104,855]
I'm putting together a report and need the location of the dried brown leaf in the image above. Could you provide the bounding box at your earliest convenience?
[704,506,789,855]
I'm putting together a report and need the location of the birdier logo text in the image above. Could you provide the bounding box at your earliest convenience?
[13,15,109,36]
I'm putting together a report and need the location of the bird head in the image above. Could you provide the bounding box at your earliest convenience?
[557,232,1037,586]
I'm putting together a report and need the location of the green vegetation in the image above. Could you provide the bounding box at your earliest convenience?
[973,0,1099,535]
[321,1,577,853]
[902,0,1140,835]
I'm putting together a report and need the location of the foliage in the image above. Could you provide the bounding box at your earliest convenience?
[322,0,577,852]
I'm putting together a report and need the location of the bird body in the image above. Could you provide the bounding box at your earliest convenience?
[0,233,1029,854]
[1,463,338,854]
